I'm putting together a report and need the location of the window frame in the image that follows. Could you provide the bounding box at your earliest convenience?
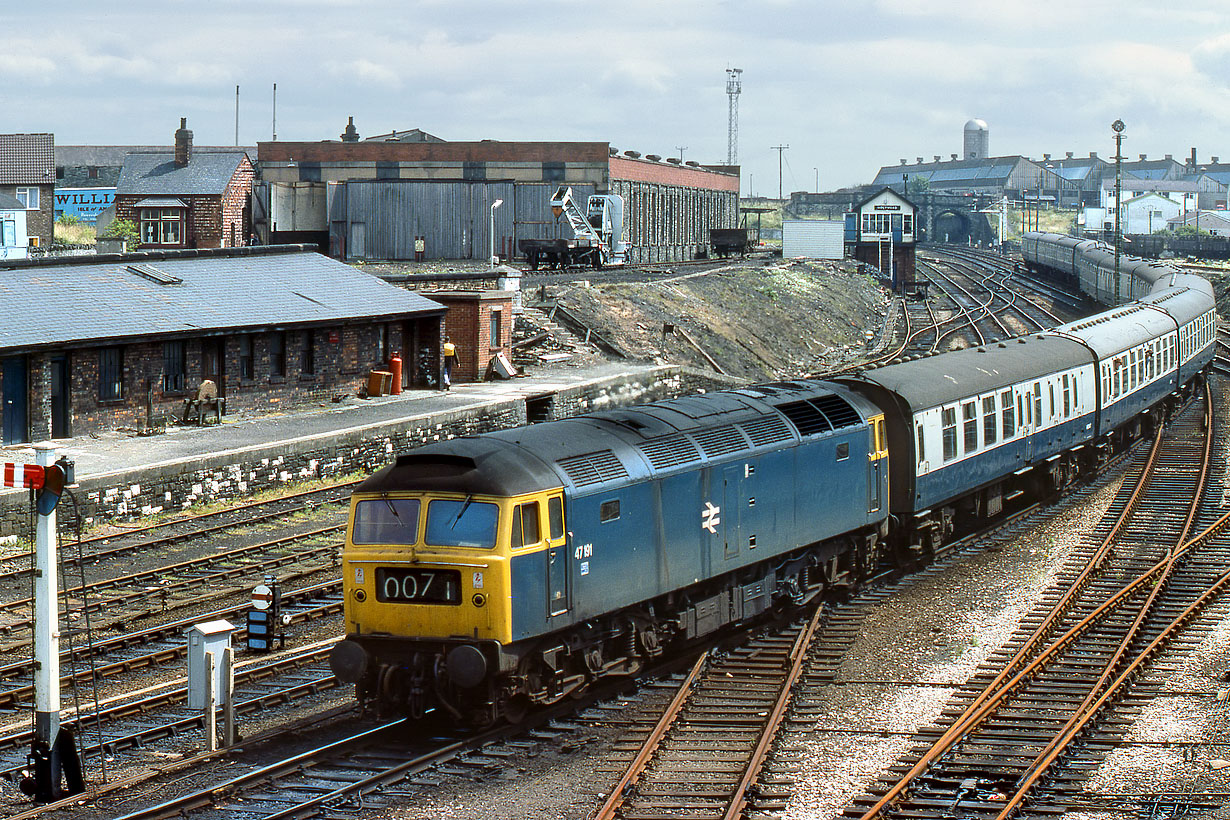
[139,207,184,246]
[162,340,186,393]
[15,187,38,210]
[941,407,957,461]
[238,335,255,380]
[98,346,124,402]
[269,331,286,379]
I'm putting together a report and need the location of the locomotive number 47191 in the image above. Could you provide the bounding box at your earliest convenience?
[376,567,461,603]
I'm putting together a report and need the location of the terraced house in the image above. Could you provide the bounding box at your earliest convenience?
[0,133,55,249]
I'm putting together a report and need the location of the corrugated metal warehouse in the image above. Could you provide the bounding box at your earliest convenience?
[255,127,739,264]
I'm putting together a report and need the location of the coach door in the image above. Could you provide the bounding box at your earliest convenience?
[1,357,27,446]
[546,494,570,616]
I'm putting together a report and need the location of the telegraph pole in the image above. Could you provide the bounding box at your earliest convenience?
[771,144,789,200]
[1112,119,1125,303]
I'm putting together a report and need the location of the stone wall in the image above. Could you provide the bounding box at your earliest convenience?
[0,366,738,534]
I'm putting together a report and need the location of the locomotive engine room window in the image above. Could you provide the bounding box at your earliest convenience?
[942,407,957,461]
[510,501,540,548]
[600,499,620,523]
[836,442,849,460]
[352,498,420,545]
[548,496,564,540]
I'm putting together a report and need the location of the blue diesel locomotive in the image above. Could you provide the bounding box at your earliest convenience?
[330,232,1215,724]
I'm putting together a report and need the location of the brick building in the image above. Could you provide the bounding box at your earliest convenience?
[254,119,740,263]
[426,291,514,382]
[115,119,255,249]
[0,245,444,445]
[0,133,55,249]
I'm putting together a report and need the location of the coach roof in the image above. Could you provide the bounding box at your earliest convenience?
[849,334,1094,411]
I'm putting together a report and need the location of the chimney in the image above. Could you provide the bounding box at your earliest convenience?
[900,159,907,165]
[1165,154,1173,160]
[1214,156,1221,164]
[1043,153,1051,160]
[1139,153,1147,161]
[174,117,193,167]
[916,157,923,164]
[933,155,941,162]
[1089,151,1097,158]
[340,116,360,143]
[1190,147,1198,169]
[950,153,958,160]
[1066,151,1074,159]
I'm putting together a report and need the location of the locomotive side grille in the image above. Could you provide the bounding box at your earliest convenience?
[776,400,833,436]
[740,416,794,447]
[810,394,862,429]
[639,435,701,470]
[692,425,749,458]
[555,450,628,486]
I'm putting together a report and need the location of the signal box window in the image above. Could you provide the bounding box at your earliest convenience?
[511,501,541,548]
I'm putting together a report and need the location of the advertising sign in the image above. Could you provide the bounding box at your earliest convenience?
[54,188,115,224]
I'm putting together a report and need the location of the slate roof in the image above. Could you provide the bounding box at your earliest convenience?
[0,249,445,351]
[117,150,249,196]
[57,145,257,168]
[0,134,55,185]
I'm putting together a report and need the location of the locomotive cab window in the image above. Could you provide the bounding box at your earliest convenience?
[600,499,620,523]
[548,495,565,541]
[353,498,420,545]
[424,498,499,548]
[510,501,541,549]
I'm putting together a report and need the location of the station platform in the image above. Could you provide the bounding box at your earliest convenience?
[4,362,660,480]
[0,360,727,530]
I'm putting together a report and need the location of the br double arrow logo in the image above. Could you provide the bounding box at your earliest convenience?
[702,501,721,534]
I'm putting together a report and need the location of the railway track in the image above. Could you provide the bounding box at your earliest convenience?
[846,383,1230,819]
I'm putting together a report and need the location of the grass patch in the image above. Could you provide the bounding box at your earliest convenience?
[54,217,96,245]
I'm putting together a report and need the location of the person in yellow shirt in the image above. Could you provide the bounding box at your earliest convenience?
[442,336,458,390]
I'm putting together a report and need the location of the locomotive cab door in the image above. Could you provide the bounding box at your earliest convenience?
[867,416,888,514]
[546,494,570,616]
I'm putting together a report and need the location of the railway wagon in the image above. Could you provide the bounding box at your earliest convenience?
[331,382,889,723]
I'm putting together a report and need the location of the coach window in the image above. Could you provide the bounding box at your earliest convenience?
[510,501,541,549]
[942,408,957,461]
[916,422,925,464]
[962,402,977,454]
[1033,383,1042,427]
[1047,383,1055,420]
[982,397,997,446]
[1001,390,1014,438]
[1062,375,1071,417]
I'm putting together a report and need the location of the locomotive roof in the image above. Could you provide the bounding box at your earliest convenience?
[356,381,882,497]
[848,334,1093,412]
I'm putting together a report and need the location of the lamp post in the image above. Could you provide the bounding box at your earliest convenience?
[1112,119,1125,303]
[489,198,503,270]
[814,167,818,192]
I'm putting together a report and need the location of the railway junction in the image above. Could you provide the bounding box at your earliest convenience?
[0,248,1228,820]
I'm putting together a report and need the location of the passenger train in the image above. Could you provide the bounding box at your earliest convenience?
[329,232,1216,724]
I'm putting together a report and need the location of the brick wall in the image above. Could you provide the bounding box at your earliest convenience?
[0,366,737,533]
[222,156,255,247]
[426,291,513,382]
[115,157,254,249]
[36,319,436,438]
[1,184,55,247]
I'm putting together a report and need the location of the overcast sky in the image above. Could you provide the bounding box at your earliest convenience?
[8,1,1230,195]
